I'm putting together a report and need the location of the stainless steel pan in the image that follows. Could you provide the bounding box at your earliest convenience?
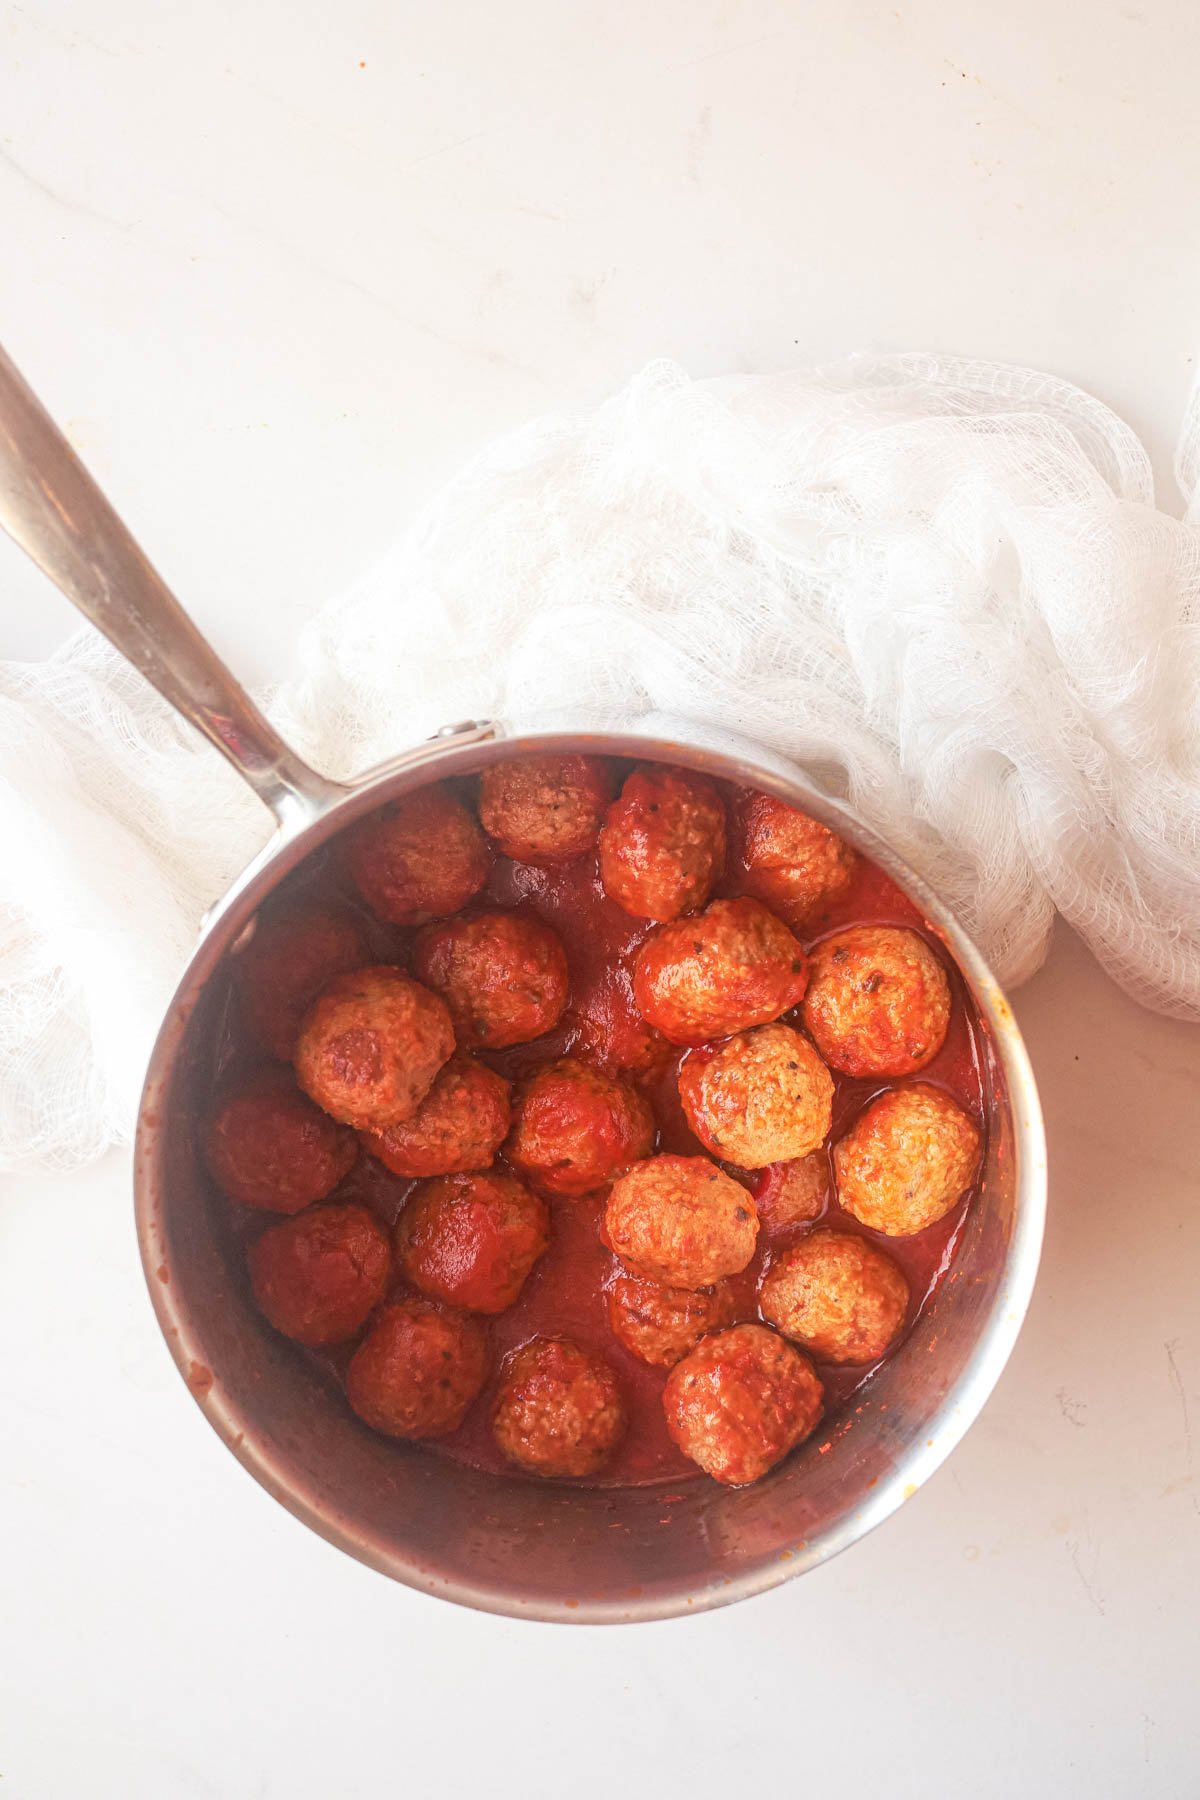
[0,346,1047,1622]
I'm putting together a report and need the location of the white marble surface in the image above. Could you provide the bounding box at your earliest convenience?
[2,2,1199,1795]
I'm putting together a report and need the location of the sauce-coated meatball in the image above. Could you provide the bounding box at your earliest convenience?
[663,1323,824,1486]
[361,1055,511,1179]
[605,1153,758,1288]
[347,785,491,926]
[834,1083,981,1235]
[346,1298,488,1438]
[606,1271,736,1367]
[752,1153,829,1228]
[505,1057,655,1197]
[633,897,809,1045]
[678,1024,833,1168]
[565,967,671,1076]
[412,910,569,1049]
[395,1168,550,1313]
[294,965,454,1131]
[246,1201,391,1347]
[478,753,611,864]
[735,792,857,925]
[598,765,726,921]
[492,1337,626,1477]
[759,1229,909,1364]
[236,906,366,1061]
[204,1072,356,1213]
[802,925,951,1077]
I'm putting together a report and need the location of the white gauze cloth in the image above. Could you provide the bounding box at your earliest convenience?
[2,354,1199,1172]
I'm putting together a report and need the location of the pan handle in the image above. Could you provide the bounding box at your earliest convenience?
[0,343,345,830]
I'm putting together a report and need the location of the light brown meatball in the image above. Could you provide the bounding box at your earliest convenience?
[361,1055,511,1179]
[346,1298,488,1438]
[346,785,491,926]
[759,1229,910,1364]
[802,925,951,1077]
[606,1271,737,1368]
[598,765,726,921]
[605,1153,758,1288]
[478,754,611,864]
[236,906,367,1062]
[395,1168,550,1314]
[505,1057,655,1198]
[735,792,857,925]
[412,910,569,1050]
[678,1024,834,1168]
[492,1337,626,1477]
[752,1153,829,1228]
[246,1201,392,1347]
[663,1323,824,1486]
[204,1072,357,1213]
[834,1083,981,1235]
[294,966,454,1131]
[633,897,809,1046]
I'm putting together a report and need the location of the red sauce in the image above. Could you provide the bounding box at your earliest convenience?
[208,768,986,1490]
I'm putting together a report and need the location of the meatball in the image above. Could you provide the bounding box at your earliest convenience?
[361,1055,511,1179]
[678,1024,834,1168]
[412,910,569,1050]
[246,1201,391,1347]
[598,764,726,921]
[633,897,809,1046]
[204,1072,356,1213]
[735,792,857,925]
[346,1298,488,1438]
[834,1083,981,1235]
[395,1168,550,1313]
[236,906,366,1062]
[802,925,951,1077]
[752,1153,829,1228]
[505,1057,655,1198]
[492,1337,626,1477]
[565,968,671,1077]
[606,1271,737,1368]
[478,753,611,864]
[604,1153,758,1288]
[759,1229,910,1364]
[346,785,491,926]
[663,1323,824,1486]
[294,965,454,1131]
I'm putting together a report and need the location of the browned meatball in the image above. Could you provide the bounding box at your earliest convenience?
[236,906,367,1061]
[633,897,809,1046]
[663,1323,824,1486]
[505,1057,655,1198]
[752,1153,829,1228]
[478,753,611,864]
[492,1337,626,1477]
[606,1271,737,1368]
[759,1229,910,1364]
[395,1168,550,1314]
[412,910,569,1050]
[204,1072,357,1213]
[294,966,454,1131]
[347,785,491,926]
[802,926,951,1077]
[605,1153,758,1288]
[246,1201,391,1347]
[361,1055,511,1179]
[834,1083,981,1235]
[735,792,857,925]
[678,1024,833,1168]
[346,1298,488,1438]
[598,765,726,921]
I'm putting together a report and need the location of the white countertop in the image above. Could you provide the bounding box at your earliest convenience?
[2,2,1199,1795]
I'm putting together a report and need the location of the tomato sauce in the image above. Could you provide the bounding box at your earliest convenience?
[208,768,986,1490]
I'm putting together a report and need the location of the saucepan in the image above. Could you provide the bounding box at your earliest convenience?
[0,345,1046,1622]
